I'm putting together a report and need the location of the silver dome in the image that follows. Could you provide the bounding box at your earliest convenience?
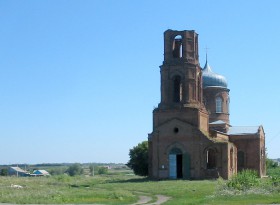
[202,61,228,88]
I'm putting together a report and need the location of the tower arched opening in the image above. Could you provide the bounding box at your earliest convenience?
[172,35,183,58]
[173,75,182,103]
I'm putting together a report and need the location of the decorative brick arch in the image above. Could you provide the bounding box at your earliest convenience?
[203,146,219,169]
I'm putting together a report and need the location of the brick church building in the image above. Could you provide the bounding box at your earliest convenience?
[148,29,266,179]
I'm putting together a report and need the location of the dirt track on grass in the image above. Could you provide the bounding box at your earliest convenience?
[0,194,171,205]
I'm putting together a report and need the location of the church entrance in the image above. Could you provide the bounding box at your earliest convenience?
[169,148,183,179]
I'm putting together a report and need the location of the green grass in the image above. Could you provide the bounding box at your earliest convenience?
[0,169,280,204]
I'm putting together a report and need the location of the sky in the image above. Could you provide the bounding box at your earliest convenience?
[0,0,280,164]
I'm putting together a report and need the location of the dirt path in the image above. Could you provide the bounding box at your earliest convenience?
[130,195,153,205]
[145,195,171,205]
[0,194,171,205]
[130,194,171,205]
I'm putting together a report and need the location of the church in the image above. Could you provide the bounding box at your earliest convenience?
[148,29,266,179]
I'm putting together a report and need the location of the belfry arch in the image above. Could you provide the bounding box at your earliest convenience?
[173,75,182,103]
[172,35,183,58]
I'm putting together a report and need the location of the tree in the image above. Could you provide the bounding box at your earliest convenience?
[66,163,84,176]
[127,141,148,176]
[0,168,8,176]
[267,158,279,169]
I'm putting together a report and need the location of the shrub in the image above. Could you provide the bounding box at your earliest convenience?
[227,170,260,191]
[270,175,280,187]
[97,167,108,175]
[48,167,68,175]
[66,163,84,176]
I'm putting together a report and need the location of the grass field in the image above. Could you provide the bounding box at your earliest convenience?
[0,168,280,205]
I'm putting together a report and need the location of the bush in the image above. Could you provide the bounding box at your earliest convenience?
[270,175,280,187]
[97,167,108,175]
[48,167,68,175]
[66,163,84,176]
[227,170,260,191]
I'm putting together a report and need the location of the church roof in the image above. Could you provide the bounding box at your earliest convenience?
[209,120,227,125]
[202,61,228,88]
[227,126,260,135]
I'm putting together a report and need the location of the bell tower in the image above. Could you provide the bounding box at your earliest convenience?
[159,30,203,110]
[154,30,208,131]
[149,30,210,179]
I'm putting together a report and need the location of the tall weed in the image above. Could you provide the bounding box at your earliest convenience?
[227,170,260,191]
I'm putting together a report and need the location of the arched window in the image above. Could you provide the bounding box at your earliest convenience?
[237,151,245,171]
[206,148,216,169]
[216,97,222,113]
[172,35,183,58]
[230,148,234,169]
[226,96,230,114]
[173,76,182,102]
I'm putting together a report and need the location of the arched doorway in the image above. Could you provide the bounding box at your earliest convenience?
[169,147,191,179]
[169,148,183,179]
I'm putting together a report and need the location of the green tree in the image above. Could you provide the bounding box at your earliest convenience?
[266,158,278,169]
[127,141,148,176]
[66,163,84,176]
[0,168,8,176]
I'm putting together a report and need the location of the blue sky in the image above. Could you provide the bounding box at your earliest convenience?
[0,0,279,164]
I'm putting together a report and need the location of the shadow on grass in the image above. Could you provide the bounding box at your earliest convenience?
[108,177,151,183]
[70,184,91,188]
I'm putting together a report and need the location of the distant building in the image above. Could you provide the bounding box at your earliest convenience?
[32,170,50,176]
[148,29,266,180]
[8,167,30,177]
